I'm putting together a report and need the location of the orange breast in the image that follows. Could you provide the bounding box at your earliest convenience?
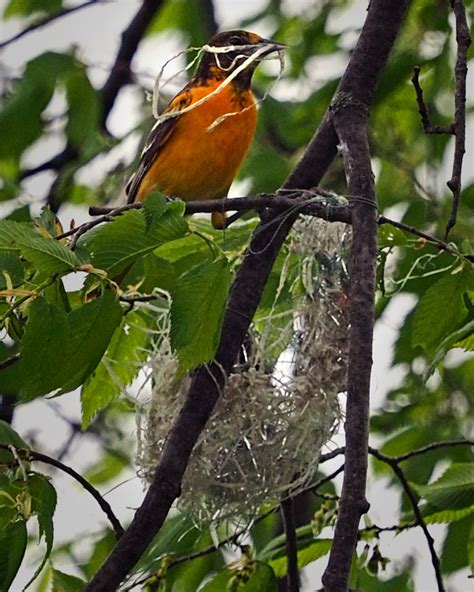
[137,81,257,201]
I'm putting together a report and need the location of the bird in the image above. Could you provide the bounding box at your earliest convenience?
[125,30,285,229]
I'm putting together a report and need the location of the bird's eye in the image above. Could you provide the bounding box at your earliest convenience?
[229,35,242,45]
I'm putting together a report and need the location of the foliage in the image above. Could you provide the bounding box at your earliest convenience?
[0,0,473,590]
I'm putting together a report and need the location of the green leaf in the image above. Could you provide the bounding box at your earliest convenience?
[132,511,198,576]
[0,220,83,276]
[0,520,27,591]
[199,562,276,591]
[81,530,116,580]
[0,420,29,463]
[411,463,474,523]
[60,291,123,393]
[141,192,168,230]
[0,52,75,166]
[412,267,474,351]
[0,420,29,449]
[167,530,223,592]
[51,569,87,592]
[3,0,62,18]
[84,450,128,486]
[424,319,474,380]
[24,473,57,588]
[441,515,473,574]
[19,297,70,399]
[170,257,231,373]
[64,66,100,148]
[0,252,24,289]
[266,539,332,577]
[378,224,409,248]
[80,309,151,428]
[198,570,233,591]
[84,200,188,277]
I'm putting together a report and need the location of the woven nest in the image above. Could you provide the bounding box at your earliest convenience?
[136,218,350,522]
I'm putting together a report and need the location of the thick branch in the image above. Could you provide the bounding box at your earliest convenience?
[321,99,376,591]
[84,2,411,590]
[445,0,471,238]
[100,0,165,128]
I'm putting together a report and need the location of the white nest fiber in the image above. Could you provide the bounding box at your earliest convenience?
[136,218,350,523]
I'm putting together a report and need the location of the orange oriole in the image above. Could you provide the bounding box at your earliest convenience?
[126,30,285,229]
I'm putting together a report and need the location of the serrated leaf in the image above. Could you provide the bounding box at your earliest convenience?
[19,297,70,399]
[0,520,27,591]
[412,267,474,351]
[51,569,86,592]
[410,463,474,523]
[141,192,168,230]
[80,310,151,428]
[60,291,123,393]
[0,220,83,276]
[24,473,57,588]
[84,201,188,277]
[170,257,231,373]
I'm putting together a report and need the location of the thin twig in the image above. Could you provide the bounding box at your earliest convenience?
[378,215,474,261]
[393,438,473,463]
[280,495,300,592]
[0,0,103,49]
[411,66,455,135]
[0,444,124,541]
[369,447,445,592]
[0,352,20,371]
[445,0,471,238]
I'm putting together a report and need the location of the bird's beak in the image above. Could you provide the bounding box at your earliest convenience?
[258,37,287,55]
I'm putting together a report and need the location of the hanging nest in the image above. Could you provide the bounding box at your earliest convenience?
[136,218,351,523]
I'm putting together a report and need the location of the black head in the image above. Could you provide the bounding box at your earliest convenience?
[196,30,285,87]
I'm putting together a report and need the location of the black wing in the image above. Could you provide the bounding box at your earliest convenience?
[126,88,192,204]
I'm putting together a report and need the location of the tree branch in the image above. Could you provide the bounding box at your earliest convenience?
[369,447,445,592]
[0,445,124,540]
[0,0,104,50]
[321,98,376,591]
[84,2,411,590]
[280,495,300,592]
[411,66,455,135]
[445,0,471,238]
